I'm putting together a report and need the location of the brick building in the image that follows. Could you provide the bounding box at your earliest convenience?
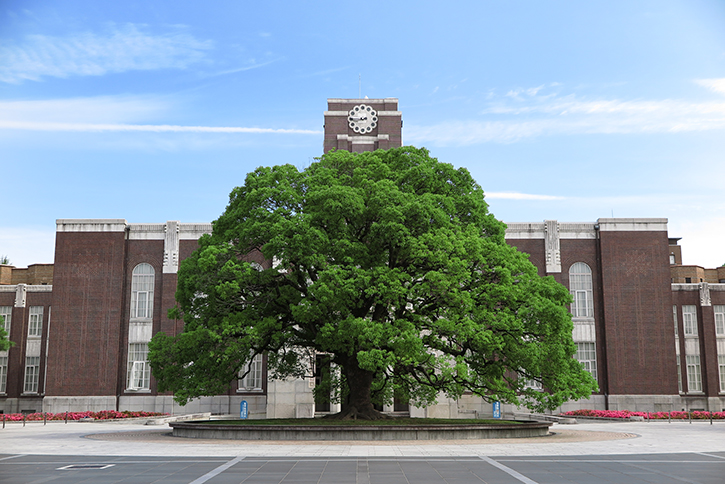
[1,98,722,416]
[0,265,53,414]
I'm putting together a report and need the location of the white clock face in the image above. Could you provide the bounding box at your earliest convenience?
[348,104,378,133]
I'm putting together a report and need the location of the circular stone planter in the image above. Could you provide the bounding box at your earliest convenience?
[169,420,552,441]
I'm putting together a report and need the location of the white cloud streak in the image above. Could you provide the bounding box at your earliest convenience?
[406,87,725,146]
[695,78,725,95]
[0,23,212,83]
[0,120,321,135]
[486,192,564,201]
[0,96,320,135]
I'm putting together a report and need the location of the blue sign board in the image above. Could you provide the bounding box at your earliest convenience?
[492,401,501,419]
[240,400,248,419]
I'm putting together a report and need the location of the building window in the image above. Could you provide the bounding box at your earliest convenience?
[673,305,678,337]
[0,306,11,334]
[683,305,697,336]
[575,342,598,382]
[719,355,725,393]
[685,277,692,283]
[126,343,150,390]
[715,305,725,336]
[686,354,702,392]
[130,263,155,320]
[522,376,542,390]
[23,356,40,393]
[0,356,7,393]
[676,357,682,393]
[670,254,676,264]
[569,262,593,318]
[238,354,264,392]
[28,306,43,337]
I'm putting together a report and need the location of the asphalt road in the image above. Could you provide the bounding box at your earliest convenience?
[2,453,725,483]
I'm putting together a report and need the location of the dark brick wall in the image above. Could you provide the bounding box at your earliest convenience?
[505,239,546,277]
[599,231,677,395]
[46,231,127,396]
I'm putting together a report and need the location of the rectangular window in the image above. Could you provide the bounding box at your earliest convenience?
[686,354,702,392]
[133,291,150,319]
[677,356,682,393]
[523,377,542,390]
[126,343,150,390]
[0,356,7,393]
[575,342,598,382]
[23,356,40,393]
[719,355,725,393]
[0,306,11,333]
[683,305,697,336]
[238,354,264,392]
[673,305,678,337]
[573,290,589,318]
[28,306,43,337]
[715,305,725,336]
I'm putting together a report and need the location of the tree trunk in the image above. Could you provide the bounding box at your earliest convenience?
[323,358,391,420]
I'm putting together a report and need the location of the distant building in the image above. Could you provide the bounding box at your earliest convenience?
[1,99,723,416]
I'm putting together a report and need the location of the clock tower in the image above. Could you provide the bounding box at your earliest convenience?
[324,98,402,153]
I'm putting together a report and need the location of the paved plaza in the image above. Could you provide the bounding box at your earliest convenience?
[1,420,725,483]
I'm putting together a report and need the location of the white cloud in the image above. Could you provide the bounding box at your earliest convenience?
[406,94,725,146]
[0,120,321,135]
[0,96,321,135]
[0,23,212,83]
[695,78,725,95]
[203,59,279,79]
[486,192,564,201]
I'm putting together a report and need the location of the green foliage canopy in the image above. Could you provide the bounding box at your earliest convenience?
[149,147,597,414]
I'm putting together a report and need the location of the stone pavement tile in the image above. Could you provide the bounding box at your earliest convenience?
[3,420,725,457]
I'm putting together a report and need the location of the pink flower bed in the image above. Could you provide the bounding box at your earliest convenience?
[1,410,168,421]
[562,409,725,419]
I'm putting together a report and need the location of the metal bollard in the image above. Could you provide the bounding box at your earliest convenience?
[44,412,47,425]
[668,412,671,423]
[689,411,692,424]
[710,412,713,425]
[23,414,25,427]
[65,411,68,424]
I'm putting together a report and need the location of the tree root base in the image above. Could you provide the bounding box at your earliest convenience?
[321,406,394,421]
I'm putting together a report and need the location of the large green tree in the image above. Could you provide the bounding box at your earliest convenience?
[149,147,596,419]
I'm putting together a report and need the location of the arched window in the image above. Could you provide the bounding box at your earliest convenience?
[569,262,593,318]
[131,263,154,319]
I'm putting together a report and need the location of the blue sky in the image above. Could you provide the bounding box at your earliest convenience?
[1,0,724,268]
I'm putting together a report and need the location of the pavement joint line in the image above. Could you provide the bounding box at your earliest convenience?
[0,455,24,462]
[496,458,725,463]
[0,459,234,465]
[187,455,245,484]
[618,461,702,484]
[479,456,539,484]
[695,452,725,460]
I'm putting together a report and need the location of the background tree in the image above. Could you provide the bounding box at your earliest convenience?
[0,256,10,265]
[0,316,12,351]
[150,147,597,419]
